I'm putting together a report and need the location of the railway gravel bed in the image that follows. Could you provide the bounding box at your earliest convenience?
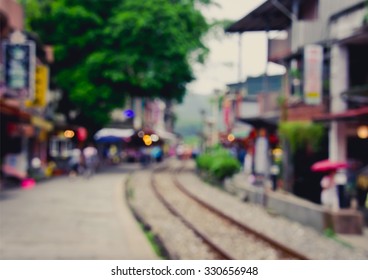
[126,169,218,259]
[127,159,368,260]
[154,172,283,259]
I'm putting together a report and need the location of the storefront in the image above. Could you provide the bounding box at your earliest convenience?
[0,99,31,179]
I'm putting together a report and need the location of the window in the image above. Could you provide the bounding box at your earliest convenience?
[298,0,319,20]
[49,137,73,158]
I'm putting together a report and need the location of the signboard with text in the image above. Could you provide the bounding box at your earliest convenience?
[25,64,49,107]
[303,44,323,105]
[2,41,36,99]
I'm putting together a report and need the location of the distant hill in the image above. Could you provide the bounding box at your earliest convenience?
[174,93,212,137]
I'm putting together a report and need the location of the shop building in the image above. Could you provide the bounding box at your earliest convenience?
[225,0,368,208]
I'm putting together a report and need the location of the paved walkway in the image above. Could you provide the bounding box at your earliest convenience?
[338,228,368,252]
[0,165,158,260]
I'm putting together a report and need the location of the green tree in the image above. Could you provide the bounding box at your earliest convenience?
[26,0,212,128]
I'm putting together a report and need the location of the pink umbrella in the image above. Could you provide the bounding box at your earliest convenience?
[311,159,348,172]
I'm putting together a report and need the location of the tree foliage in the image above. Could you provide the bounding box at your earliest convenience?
[26,0,212,126]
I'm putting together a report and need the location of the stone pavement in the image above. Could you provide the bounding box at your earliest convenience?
[338,228,368,252]
[0,164,158,260]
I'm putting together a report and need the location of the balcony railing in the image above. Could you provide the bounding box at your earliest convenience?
[286,97,330,122]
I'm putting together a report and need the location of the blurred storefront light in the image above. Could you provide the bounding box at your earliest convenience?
[138,131,145,138]
[64,130,75,138]
[151,134,159,142]
[143,134,151,142]
[357,125,368,139]
[272,147,283,158]
[227,134,235,142]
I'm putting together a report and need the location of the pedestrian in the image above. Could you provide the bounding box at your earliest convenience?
[151,146,163,162]
[357,165,368,209]
[68,148,82,177]
[139,147,151,166]
[320,170,340,211]
[254,128,270,185]
[237,146,246,167]
[108,144,119,164]
[83,144,98,178]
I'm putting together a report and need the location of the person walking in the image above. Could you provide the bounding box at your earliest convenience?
[320,170,340,211]
[254,129,270,185]
[83,144,98,178]
[68,148,82,177]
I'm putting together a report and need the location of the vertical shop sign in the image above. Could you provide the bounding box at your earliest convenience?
[2,38,36,99]
[223,96,231,132]
[25,64,49,107]
[304,44,323,105]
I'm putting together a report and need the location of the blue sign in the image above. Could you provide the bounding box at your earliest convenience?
[124,109,135,118]
[2,41,35,99]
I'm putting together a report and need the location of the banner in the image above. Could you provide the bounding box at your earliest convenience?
[303,44,323,105]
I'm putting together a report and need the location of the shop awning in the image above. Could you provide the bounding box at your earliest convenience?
[237,113,279,129]
[313,107,368,122]
[0,100,31,122]
[225,0,293,33]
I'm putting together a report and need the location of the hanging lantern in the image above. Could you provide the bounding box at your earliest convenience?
[77,127,88,142]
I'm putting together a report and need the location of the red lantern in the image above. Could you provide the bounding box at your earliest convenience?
[7,123,18,136]
[77,127,87,142]
[249,129,257,139]
[269,134,278,144]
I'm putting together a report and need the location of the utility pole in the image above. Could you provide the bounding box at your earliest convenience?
[238,33,243,82]
[212,89,221,147]
[200,109,207,152]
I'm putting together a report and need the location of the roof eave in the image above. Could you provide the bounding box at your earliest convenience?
[225,0,292,33]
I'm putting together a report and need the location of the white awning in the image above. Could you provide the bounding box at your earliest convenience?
[94,128,135,140]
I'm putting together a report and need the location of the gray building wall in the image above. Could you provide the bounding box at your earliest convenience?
[291,0,366,51]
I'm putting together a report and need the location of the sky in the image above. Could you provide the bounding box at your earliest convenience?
[187,0,285,95]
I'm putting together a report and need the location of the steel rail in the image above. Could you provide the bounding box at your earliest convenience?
[170,163,310,260]
[151,171,234,260]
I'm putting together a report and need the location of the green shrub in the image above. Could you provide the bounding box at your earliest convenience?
[196,147,241,181]
[278,121,325,153]
[196,153,213,171]
[210,156,241,181]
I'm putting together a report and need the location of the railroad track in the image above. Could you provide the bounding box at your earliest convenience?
[151,162,309,260]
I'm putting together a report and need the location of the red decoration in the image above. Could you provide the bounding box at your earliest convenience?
[77,127,88,142]
[269,134,278,144]
[6,123,18,135]
[249,129,257,139]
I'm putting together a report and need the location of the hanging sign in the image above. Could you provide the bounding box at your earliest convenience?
[2,38,36,99]
[304,44,323,105]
